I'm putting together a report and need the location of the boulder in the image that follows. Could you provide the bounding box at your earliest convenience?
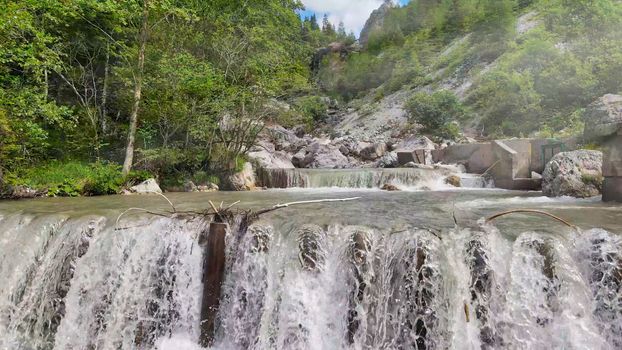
[247,149,295,169]
[394,136,437,152]
[583,94,622,140]
[335,139,361,157]
[445,175,462,187]
[292,150,308,168]
[293,125,306,138]
[294,142,351,169]
[8,185,41,199]
[376,151,398,168]
[227,162,256,191]
[381,184,400,191]
[542,150,603,198]
[339,145,349,156]
[197,183,219,192]
[184,180,198,192]
[127,178,162,194]
[360,142,387,161]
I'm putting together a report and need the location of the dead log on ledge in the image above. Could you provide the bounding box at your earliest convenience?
[199,221,227,347]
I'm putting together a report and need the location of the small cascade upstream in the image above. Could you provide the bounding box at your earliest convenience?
[257,168,492,190]
[0,197,621,349]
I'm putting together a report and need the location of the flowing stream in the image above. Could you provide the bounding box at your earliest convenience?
[0,188,621,350]
[256,168,493,190]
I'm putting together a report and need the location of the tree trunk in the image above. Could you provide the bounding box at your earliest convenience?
[122,0,149,176]
[101,43,110,135]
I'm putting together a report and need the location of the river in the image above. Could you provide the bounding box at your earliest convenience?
[0,188,621,349]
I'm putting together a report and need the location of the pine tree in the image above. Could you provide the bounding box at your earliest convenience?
[322,14,335,35]
[310,14,320,30]
[337,21,347,38]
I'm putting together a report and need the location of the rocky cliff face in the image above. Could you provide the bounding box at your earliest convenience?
[359,0,395,47]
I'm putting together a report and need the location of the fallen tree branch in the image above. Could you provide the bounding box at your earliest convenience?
[479,160,500,178]
[115,207,172,229]
[114,197,362,230]
[152,191,176,212]
[486,209,577,229]
[254,197,361,215]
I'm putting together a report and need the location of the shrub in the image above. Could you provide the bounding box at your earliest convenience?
[293,96,329,123]
[8,161,146,197]
[581,173,603,190]
[193,171,220,186]
[81,163,125,196]
[469,71,542,136]
[405,91,467,139]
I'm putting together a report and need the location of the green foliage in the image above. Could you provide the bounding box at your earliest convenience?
[81,163,126,196]
[293,96,328,123]
[8,161,146,197]
[581,173,603,189]
[136,147,207,181]
[318,52,394,101]
[193,171,220,186]
[405,91,467,139]
[469,71,542,136]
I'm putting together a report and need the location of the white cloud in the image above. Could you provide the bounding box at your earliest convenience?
[301,0,386,35]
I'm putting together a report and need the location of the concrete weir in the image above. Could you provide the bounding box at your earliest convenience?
[431,138,571,191]
[603,131,622,202]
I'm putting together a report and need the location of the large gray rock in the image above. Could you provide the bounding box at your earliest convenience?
[360,142,387,161]
[227,162,256,191]
[265,125,306,153]
[293,142,351,169]
[376,151,398,168]
[248,149,295,169]
[127,178,162,194]
[394,136,437,152]
[542,150,603,198]
[583,94,622,140]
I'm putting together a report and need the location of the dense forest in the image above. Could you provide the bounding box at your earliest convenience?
[0,0,340,195]
[1,0,621,196]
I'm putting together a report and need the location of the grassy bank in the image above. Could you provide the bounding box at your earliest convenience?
[1,161,151,198]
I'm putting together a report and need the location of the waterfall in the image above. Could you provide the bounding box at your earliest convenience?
[1,209,621,349]
[257,168,491,189]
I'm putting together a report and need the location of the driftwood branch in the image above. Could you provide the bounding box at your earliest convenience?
[479,160,500,178]
[152,191,176,212]
[486,209,577,229]
[115,207,171,228]
[254,197,361,215]
[114,196,362,230]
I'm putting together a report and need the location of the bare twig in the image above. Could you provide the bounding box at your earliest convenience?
[115,208,171,229]
[151,191,176,212]
[452,201,458,227]
[479,160,500,178]
[254,197,361,215]
[226,200,241,210]
[208,200,219,214]
[486,209,577,229]
[389,227,442,240]
[114,197,361,231]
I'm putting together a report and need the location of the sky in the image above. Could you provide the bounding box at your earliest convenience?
[299,0,410,36]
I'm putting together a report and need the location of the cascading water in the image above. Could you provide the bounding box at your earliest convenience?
[0,191,620,350]
[256,168,493,190]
